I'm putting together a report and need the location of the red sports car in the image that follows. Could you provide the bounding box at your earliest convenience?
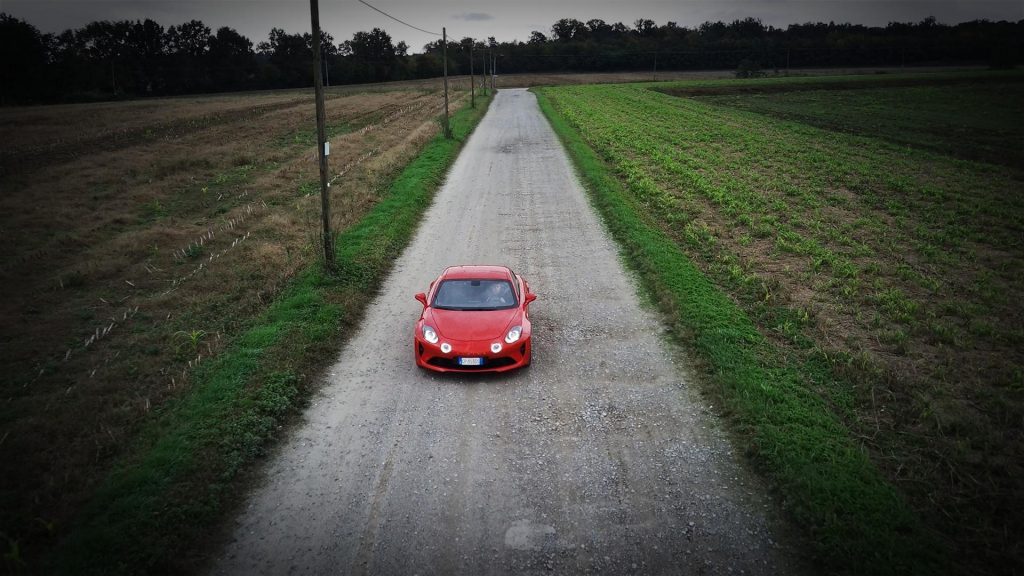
[414,265,536,372]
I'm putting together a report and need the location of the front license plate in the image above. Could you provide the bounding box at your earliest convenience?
[458,357,483,366]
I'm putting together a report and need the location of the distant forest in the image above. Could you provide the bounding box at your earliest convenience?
[1,13,1021,103]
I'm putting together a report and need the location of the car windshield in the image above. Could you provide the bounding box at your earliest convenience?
[432,279,517,311]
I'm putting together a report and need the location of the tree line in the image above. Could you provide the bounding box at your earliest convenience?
[1,13,1021,104]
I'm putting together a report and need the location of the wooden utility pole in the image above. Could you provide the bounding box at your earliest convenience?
[470,43,475,108]
[492,53,498,91]
[653,52,658,81]
[442,27,451,139]
[481,53,487,96]
[309,0,335,269]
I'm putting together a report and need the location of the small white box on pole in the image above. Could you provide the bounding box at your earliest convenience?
[324,141,330,156]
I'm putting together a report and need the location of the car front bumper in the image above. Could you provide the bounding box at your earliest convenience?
[414,335,531,373]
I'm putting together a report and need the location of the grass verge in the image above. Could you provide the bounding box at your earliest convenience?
[46,94,493,575]
[534,88,942,575]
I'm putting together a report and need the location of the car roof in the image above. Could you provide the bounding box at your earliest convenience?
[441,265,513,281]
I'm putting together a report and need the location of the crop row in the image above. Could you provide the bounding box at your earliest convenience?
[543,77,1023,574]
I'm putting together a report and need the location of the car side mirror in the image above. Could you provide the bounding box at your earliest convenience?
[415,292,428,307]
[524,293,537,305]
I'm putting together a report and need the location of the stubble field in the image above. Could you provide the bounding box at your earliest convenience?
[0,77,477,571]
[538,70,1023,575]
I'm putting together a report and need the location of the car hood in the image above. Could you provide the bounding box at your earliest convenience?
[427,308,519,341]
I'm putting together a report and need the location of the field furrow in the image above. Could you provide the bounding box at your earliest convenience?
[541,73,1024,575]
[0,84,461,565]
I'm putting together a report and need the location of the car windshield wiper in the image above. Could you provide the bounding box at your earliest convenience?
[435,304,515,311]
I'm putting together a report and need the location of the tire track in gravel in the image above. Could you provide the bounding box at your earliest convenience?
[209,89,809,576]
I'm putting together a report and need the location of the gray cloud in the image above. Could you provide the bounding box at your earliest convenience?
[455,13,494,22]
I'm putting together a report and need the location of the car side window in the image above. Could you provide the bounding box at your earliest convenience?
[508,268,520,300]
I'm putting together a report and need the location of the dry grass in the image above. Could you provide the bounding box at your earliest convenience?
[0,79,466,563]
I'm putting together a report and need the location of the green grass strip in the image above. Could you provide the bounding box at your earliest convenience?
[534,87,943,575]
[49,94,493,575]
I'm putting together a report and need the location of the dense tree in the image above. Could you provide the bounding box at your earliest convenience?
[0,14,50,103]
[342,27,396,82]
[586,19,613,38]
[123,19,165,93]
[166,20,209,56]
[343,28,394,61]
[0,12,1020,103]
[258,27,313,87]
[208,26,257,90]
[166,20,210,92]
[634,19,658,37]
[551,18,588,42]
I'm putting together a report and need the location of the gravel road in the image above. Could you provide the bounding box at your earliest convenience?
[210,89,806,575]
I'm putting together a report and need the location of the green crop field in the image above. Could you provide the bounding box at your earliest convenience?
[537,71,1024,575]
[696,80,1024,169]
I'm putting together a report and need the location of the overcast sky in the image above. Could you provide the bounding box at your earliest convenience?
[4,0,1022,53]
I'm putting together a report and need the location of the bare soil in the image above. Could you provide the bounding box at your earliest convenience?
[0,80,465,566]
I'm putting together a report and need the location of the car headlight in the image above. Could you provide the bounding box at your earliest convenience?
[504,325,522,344]
[422,325,439,344]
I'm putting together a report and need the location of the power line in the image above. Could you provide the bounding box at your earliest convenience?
[356,0,462,139]
[357,0,441,37]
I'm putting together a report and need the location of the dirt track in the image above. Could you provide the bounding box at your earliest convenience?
[210,89,806,575]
